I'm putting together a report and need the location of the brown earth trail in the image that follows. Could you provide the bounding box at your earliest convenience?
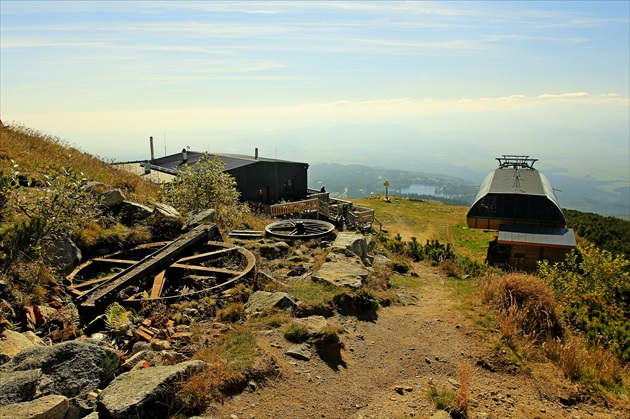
[208,264,627,419]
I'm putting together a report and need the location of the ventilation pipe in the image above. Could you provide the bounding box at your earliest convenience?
[149,136,155,161]
[255,148,259,160]
[182,148,188,163]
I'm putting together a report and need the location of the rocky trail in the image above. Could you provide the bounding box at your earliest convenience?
[209,263,628,419]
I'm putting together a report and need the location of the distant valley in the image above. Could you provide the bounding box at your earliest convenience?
[308,162,630,220]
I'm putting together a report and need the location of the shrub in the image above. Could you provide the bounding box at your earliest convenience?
[428,382,456,412]
[379,234,454,266]
[538,244,630,362]
[482,272,563,342]
[160,153,248,229]
[1,159,106,267]
[314,325,341,345]
[103,302,131,334]
[217,302,245,323]
[284,322,310,343]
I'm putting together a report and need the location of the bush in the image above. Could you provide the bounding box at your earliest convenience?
[538,244,630,362]
[314,325,341,345]
[379,234,454,265]
[1,160,104,266]
[284,322,310,343]
[482,272,563,342]
[160,153,248,229]
[217,302,245,323]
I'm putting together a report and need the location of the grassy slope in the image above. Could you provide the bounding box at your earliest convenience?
[0,124,158,201]
[353,195,495,261]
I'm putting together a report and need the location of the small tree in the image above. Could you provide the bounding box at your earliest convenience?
[1,159,103,266]
[160,153,247,229]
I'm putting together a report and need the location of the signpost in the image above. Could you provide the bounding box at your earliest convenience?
[384,180,390,201]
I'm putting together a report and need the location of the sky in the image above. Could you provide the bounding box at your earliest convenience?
[1,1,629,183]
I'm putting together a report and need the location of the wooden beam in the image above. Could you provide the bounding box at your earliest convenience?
[150,271,167,299]
[79,224,217,317]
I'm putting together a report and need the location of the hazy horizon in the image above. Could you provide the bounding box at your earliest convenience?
[1,1,628,212]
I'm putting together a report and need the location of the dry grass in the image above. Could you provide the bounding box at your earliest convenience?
[216,302,245,323]
[483,272,629,396]
[0,123,159,201]
[1,260,57,307]
[364,262,392,291]
[543,334,627,388]
[482,272,563,342]
[456,361,473,414]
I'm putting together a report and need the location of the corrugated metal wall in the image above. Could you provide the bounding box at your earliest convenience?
[227,161,308,204]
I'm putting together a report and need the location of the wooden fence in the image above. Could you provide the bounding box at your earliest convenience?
[266,192,375,231]
[268,198,318,217]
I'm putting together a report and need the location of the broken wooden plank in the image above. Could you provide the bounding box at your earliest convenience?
[79,224,217,317]
[150,271,167,299]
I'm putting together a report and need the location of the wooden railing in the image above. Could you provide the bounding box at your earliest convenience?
[268,198,318,216]
[349,206,375,230]
[265,192,375,232]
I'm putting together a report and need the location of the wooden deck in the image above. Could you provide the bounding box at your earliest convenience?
[265,191,375,231]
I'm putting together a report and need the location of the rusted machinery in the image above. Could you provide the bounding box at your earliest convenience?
[66,225,256,322]
[264,219,335,239]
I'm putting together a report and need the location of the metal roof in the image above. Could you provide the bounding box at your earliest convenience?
[470,166,562,209]
[149,151,308,172]
[497,224,576,248]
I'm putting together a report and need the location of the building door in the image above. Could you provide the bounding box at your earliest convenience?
[260,186,270,204]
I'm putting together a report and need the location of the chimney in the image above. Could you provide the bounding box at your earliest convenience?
[182,148,188,163]
[149,136,155,161]
[255,148,259,160]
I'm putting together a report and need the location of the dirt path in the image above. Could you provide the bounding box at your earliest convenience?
[208,264,627,419]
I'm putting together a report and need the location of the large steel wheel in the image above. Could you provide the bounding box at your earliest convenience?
[265,219,335,239]
[66,241,256,303]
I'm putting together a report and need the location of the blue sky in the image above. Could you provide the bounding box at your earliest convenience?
[1,1,629,182]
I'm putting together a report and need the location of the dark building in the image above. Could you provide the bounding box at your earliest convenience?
[467,155,566,230]
[147,149,309,204]
[467,156,576,271]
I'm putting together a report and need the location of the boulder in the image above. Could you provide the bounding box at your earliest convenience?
[80,181,108,193]
[258,241,290,259]
[153,203,181,220]
[0,369,41,407]
[42,237,81,274]
[98,360,205,419]
[0,394,69,419]
[312,252,369,289]
[332,232,368,260]
[0,330,38,365]
[245,291,297,315]
[183,209,216,231]
[292,316,328,335]
[118,201,153,225]
[150,203,184,240]
[0,340,119,400]
[120,350,161,371]
[372,254,392,266]
[99,189,125,207]
[286,344,312,361]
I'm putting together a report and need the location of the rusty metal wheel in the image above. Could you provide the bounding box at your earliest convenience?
[265,219,334,239]
[66,241,255,304]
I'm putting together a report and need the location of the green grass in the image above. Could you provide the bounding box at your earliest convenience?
[353,196,491,263]
[216,327,258,372]
[290,279,340,307]
[389,274,424,289]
